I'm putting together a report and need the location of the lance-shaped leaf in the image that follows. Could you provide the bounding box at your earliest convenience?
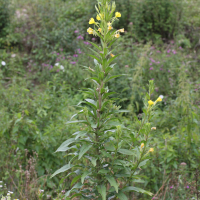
[65,182,83,197]
[88,41,102,51]
[88,54,101,63]
[56,138,78,152]
[105,75,124,83]
[78,144,93,160]
[81,171,92,184]
[118,149,135,155]
[66,120,87,125]
[117,191,128,200]
[51,164,74,178]
[106,175,118,193]
[121,186,153,196]
[85,99,97,109]
[97,184,106,200]
[107,54,120,65]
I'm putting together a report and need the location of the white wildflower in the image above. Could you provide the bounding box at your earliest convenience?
[1,61,6,66]
[159,95,164,99]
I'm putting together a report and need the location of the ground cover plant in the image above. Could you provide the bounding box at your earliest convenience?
[0,0,200,199]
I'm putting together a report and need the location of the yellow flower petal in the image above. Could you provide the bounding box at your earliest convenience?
[149,148,154,152]
[87,27,93,34]
[98,28,102,32]
[108,26,113,31]
[119,28,124,32]
[115,12,121,18]
[89,18,95,24]
[110,53,115,57]
[107,22,112,26]
[141,143,144,148]
[148,100,154,106]
[115,33,120,38]
[96,14,103,21]
[156,97,162,102]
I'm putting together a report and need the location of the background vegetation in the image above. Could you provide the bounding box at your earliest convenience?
[0,0,200,199]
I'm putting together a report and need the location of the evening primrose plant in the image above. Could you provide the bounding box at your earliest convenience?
[52,1,162,199]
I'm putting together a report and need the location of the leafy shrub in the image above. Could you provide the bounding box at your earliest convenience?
[0,0,9,38]
[129,0,184,41]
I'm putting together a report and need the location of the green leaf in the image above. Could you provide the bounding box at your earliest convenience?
[85,99,97,109]
[138,159,149,168]
[66,120,87,124]
[117,191,128,200]
[71,175,82,186]
[56,138,77,152]
[107,54,120,65]
[81,171,91,184]
[118,149,135,155]
[51,164,74,178]
[78,144,93,160]
[88,54,101,63]
[121,186,153,196]
[91,158,97,167]
[97,184,106,200]
[106,175,118,193]
[105,75,124,83]
[103,92,116,100]
[65,182,83,197]
[88,41,102,51]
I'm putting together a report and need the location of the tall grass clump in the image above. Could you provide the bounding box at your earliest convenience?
[52,0,163,199]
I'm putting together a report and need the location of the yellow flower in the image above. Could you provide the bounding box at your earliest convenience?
[115,33,120,38]
[115,12,121,18]
[98,28,102,32]
[148,100,154,106]
[151,127,156,130]
[96,14,103,21]
[110,53,115,57]
[108,26,113,31]
[149,148,154,152]
[156,97,162,102]
[119,28,124,32]
[107,22,112,26]
[89,18,95,24]
[87,27,93,34]
[141,143,144,148]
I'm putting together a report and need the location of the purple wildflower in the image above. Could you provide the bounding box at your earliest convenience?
[156,50,161,53]
[172,50,177,54]
[70,61,76,65]
[73,54,78,57]
[157,61,160,64]
[179,46,183,50]
[151,78,154,80]
[170,186,173,189]
[63,57,65,59]
[149,67,154,70]
[150,58,156,63]
[77,35,84,40]
[150,63,152,66]
[92,38,96,41]
[74,30,79,33]
[167,49,171,53]
[84,41,90,45]
[57,53,59,55]
[186,186,189,189]
[168,70,170,73]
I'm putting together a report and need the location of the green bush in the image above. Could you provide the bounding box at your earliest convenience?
[129,0,184,41]
[0,0,9,37]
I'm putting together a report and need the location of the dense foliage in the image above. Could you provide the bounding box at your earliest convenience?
[0,0,200,199]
